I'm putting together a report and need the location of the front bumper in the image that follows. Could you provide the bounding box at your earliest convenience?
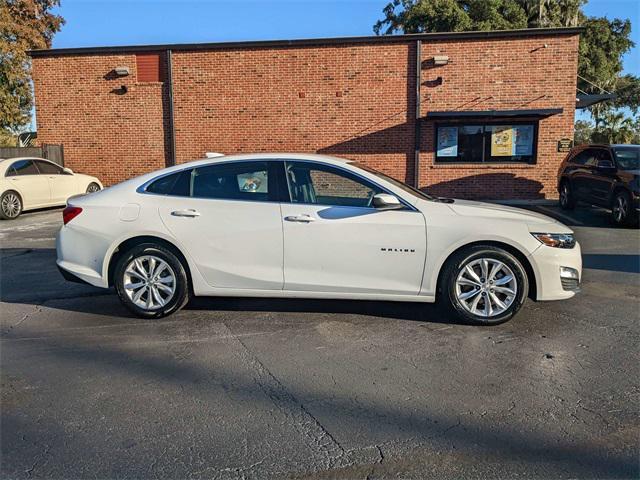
[530,241,582,301]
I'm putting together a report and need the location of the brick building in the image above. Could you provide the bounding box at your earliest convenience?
[29,27,582,200]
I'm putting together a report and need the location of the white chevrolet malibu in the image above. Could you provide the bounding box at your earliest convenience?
[57,153,581,324]
[0,157,102,219]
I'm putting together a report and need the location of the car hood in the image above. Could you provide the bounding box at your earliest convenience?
[447,199,573,233]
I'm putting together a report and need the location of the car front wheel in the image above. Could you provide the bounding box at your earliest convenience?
[611,190,636,227]
[114,243,190,318]
[0,191,23,220]
[440,246,529,325]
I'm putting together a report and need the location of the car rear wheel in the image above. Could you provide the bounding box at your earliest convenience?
[611,190,637,227]
[86,182,101,194]
[0,191,23,220]
[559,181,575,210]
[439,246,529,325]
[114,243,190,318]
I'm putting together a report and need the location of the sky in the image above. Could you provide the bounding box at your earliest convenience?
[36,0,640,127]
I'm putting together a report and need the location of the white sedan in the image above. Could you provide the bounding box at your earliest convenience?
[56,153,582,325]
[0,157,103,219]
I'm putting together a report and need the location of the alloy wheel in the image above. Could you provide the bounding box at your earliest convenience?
[1,193,21,218]
[455,258,518,318]
[560,184,569,207]
[613,195,628,223]
[123,255,176,310]
[86,183,100,194]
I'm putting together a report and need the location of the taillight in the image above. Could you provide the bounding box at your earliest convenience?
[63,206,83,225]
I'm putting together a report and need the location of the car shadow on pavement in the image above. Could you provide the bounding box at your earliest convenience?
[582,254,640,274]
[2,334,638,479]
[0,247,465,325]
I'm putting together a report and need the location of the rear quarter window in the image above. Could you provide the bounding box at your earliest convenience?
[146,170,191,196]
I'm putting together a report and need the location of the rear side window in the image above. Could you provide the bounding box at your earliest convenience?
[192,162,269,201]
[7,160,38,176]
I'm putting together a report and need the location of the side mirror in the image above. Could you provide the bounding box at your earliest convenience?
[63,167,74,175]
[372,193,403,210]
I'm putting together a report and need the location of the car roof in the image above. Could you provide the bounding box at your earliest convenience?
[0,156,49,164]
[161,152,354,171]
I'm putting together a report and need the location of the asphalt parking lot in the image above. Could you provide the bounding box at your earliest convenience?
[1,204,639,479]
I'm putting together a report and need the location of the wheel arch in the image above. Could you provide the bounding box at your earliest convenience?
[610,184,631,205]
[435,240,537,301]
[107,235,193,290]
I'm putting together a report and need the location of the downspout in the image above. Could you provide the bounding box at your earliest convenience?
[414,40,421,188]
[166,49,177,166]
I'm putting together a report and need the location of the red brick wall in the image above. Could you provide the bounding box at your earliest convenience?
[32,53,169,185]
[419,34,579,199]
[31,32,578,199]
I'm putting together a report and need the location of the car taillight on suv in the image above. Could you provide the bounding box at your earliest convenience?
[62,206,83,225]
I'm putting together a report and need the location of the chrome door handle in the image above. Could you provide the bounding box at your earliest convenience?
[284,214,315,223]
[171,209,200,218]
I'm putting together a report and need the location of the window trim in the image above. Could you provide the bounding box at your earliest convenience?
[139,159,417,211]
[434,120,539,165]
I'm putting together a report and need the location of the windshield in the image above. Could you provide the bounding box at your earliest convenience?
[351,162,435,201]
[613,146,640,170]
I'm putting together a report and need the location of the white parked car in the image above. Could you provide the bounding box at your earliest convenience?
[0,157,103,219]
[57,153,582,325]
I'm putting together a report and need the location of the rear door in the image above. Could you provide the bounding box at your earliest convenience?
[5,159,51,208]
[571,148,597,201]
[34,160,77,204]
[280,160,426,295]
[586,149,617,206]
[157,160,285,290]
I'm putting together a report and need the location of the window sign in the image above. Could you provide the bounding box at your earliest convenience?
[513,125,534,156]
[435,122,537,164]
[491,126,513,157]
[437,126,458,157]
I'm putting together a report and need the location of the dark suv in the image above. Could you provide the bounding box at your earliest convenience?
[558,144,639,226]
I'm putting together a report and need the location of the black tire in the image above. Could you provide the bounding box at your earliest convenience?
[86,182,101,194]
[438,245,529,325]
[114,243,190,318]
[0,190,23,220]
[559,180,575,210]
[611,190,637,227]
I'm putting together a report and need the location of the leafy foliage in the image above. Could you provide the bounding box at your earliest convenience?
[0,0,64,137]
[374,0,639,144]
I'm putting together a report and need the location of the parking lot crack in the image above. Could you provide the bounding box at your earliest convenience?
[214,322,349,471]
[2,304,42,335]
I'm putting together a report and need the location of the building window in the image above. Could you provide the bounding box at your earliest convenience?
[435,122,537,164]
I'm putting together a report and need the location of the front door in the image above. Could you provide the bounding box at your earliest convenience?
[34,160,77,204]
[158,161,284,290]
[281,161,426,295]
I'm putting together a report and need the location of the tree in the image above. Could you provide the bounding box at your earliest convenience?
[573,119,594,145]
[0,0,64,145]
[374,0,639,141]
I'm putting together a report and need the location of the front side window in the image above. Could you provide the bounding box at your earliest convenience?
[35,160,62,174]
[435,123,537,164]
[286,162,382,207]
[613,146,640,170]
[7,160,39,176]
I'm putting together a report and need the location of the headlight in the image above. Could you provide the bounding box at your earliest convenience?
[531,233,576,249]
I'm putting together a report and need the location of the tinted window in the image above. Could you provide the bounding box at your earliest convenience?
[286,162,382,207]
[35,160,62,174]
[192,162,269,201]
[147,171,182,195]
[613,146,640,170]
[8,160,38,176]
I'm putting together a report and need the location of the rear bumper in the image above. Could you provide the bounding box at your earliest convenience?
[530,241,582,301]
[56,227,110,288]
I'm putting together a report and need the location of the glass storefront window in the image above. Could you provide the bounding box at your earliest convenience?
[435,123,537,164]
